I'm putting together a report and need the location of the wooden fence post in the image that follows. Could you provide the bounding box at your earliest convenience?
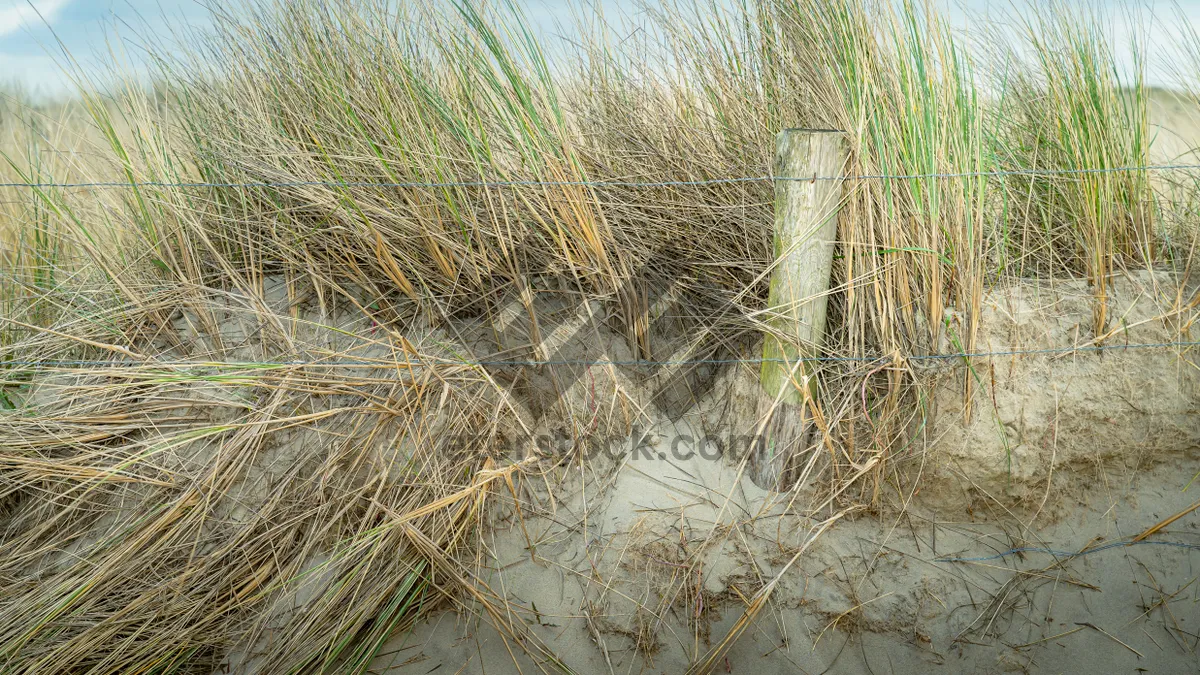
[753,128,846,489]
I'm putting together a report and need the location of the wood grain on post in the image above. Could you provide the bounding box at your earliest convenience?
[753,129,846,489]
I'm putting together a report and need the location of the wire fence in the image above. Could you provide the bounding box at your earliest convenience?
[3,159,1199,371]
[2,339,1197,370]
[7,160,1199,565]
[4,161,1200,190]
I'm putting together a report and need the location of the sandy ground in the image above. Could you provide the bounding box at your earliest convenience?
[27,268,1192,674]
[355,271,1200,675]
[373,456,1200,674]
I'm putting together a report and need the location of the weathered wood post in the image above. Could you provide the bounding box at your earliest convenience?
[753,128,846,489]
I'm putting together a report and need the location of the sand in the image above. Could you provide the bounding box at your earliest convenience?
[18,269,1196,674]
[374,458,1199,674]
[360,271,1200,675]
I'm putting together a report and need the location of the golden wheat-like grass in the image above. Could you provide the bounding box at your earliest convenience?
[2,1,1199,671]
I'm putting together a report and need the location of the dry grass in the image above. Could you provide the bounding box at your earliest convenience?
[0,285,565,673]
[1,0,1199,672]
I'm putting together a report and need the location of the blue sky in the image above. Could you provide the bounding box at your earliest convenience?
[0,0,212,95]
[3,1,1200,98]
[1,1,610,96]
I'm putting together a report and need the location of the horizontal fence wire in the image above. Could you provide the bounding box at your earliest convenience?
[6,162,1200,190]
[2,339,1197,370]
[4,162,1199,369]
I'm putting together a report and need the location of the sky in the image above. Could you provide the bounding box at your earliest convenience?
[4,0,1200,98]
[0,0,213,96]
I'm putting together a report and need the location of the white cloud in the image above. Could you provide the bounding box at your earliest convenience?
[0,0,72,39]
